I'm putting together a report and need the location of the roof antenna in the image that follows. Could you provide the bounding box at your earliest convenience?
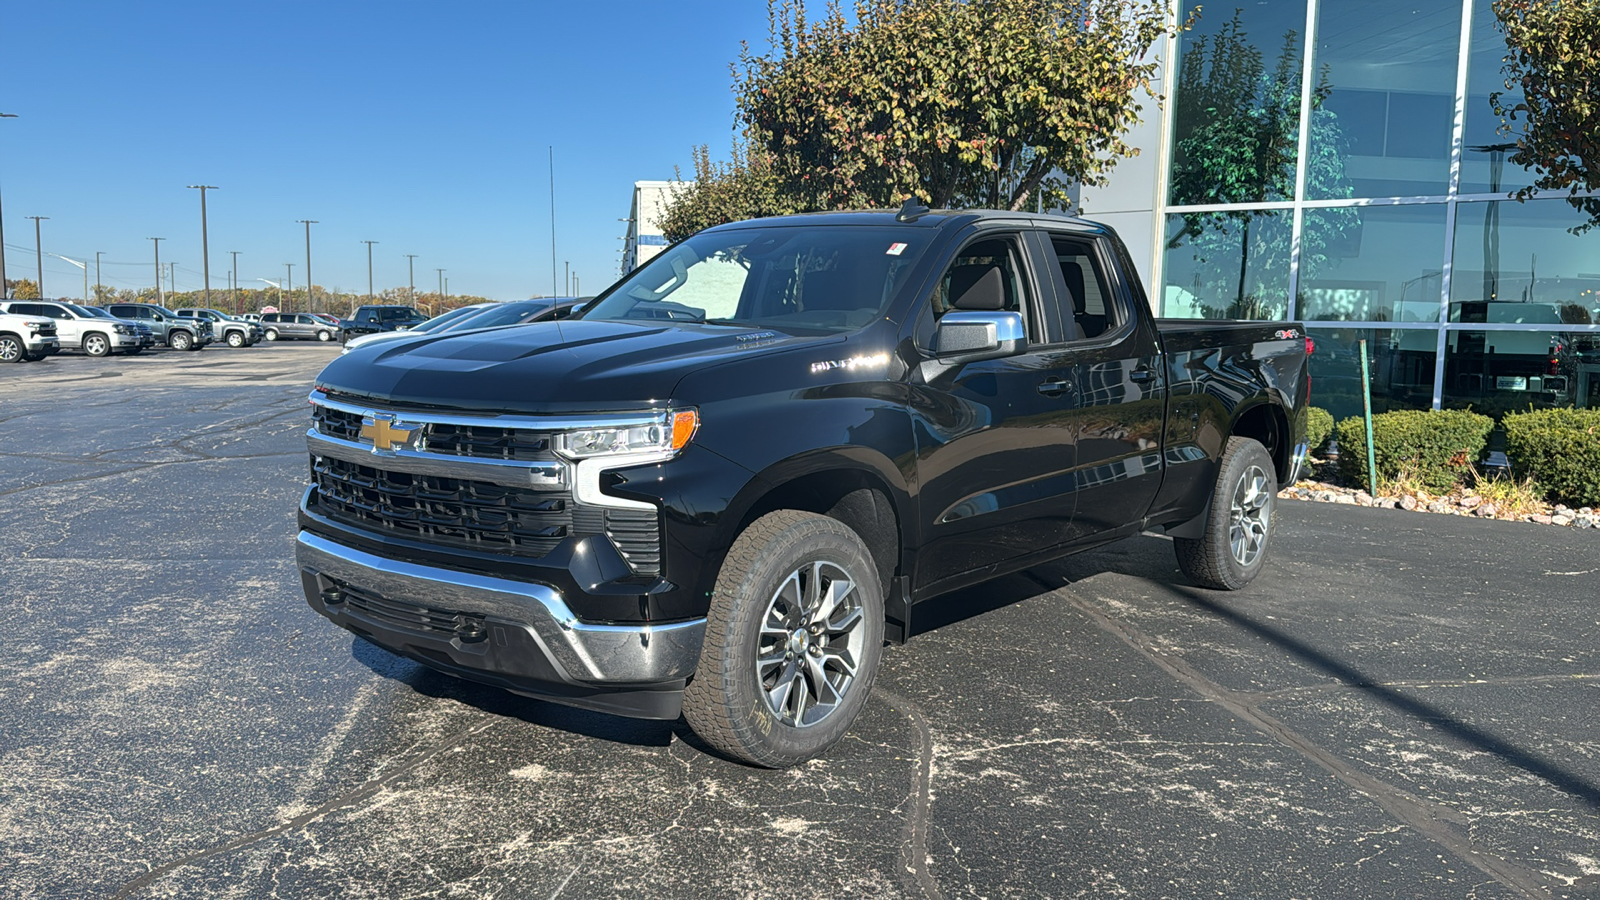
[895,195,931,223]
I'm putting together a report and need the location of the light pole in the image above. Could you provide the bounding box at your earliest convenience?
[297,220,317,313]
[95,251,104,303]
[27,215,47,297]
[285,263,294,312]
[187,185,217,307]
[168,262,177,297]
[405,254,417,306]
[0,113,16,298]
[361,240,378,301]
[574,273,580,296]
[149,237,165,305]
[564,261,569,297]
[436,268,445,311]
[49,254,87,304]
[229,250,240,313]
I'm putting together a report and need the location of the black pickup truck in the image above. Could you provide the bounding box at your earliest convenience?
[296,207,1310,767]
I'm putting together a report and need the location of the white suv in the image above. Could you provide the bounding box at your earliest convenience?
[0,301,142,357]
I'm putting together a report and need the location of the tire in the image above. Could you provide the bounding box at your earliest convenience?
[170,330,193,351]
[0,334,23,363]
[264,329,279,341]
[1175,436,1278,591]
[317,329,333,342]
[226,330,245,348]
[83,333,112,357]
[682,510,885,768]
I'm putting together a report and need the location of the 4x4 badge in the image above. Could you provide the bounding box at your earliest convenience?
[359,411,417,453]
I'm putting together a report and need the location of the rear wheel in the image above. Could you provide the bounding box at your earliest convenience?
[170,330,193,351]
[0,335,24,363]
[83,333,111,357]
[316,329,333,342]
[1175,436,1278,590]
[683,510,884,768]
[226,330,245,348]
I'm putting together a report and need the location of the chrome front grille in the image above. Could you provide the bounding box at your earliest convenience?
[313,456,573,557]
[307,397,663,575]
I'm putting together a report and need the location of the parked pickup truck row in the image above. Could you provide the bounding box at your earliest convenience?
[296,207,1310,767]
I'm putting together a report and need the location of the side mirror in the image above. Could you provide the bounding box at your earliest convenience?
[933,310,1025,363]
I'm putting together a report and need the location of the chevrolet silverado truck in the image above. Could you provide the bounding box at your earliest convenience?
[296,207,1310,767]
[0,310,60,362]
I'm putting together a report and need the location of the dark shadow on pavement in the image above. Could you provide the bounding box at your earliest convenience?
[350,637,675,748]
[1051,534,1600,811]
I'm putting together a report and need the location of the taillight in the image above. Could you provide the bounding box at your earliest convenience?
[1305,337,1315,357]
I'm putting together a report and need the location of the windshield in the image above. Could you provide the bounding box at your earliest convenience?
[450,300,552,330]
[82,307,116,318]
[64,303,99,317]
[414,305,487,332]
[582,225,931,333]
[379,307,422,320]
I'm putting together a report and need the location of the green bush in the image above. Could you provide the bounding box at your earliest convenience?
[1335,409,1495,492]
[1305,407,1335,453]
[1503,408,1600,507]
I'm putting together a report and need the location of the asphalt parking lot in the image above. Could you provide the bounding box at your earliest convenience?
[2,344,1598,899]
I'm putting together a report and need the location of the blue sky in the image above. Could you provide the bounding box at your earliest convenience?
[1,1,779,303]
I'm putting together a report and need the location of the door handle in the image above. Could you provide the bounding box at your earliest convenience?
[1037,377,1073,396]
[1129,366,1156,383]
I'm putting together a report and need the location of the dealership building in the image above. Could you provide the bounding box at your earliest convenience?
[1078,0,1600,419]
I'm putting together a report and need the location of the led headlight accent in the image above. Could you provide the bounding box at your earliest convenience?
[555,409,698,460]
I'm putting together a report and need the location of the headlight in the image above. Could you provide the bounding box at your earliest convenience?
[115,324,134,335]
[555,409,699,459]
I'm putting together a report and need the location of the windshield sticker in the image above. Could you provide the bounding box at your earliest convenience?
[886,242,908,256]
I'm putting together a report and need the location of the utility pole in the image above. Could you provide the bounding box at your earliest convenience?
[361,240,378,301]
[27,216,47,297]
[95,251,104,303]
[285,263,294,312]
[436,268,445,311]
[405,254,417,306]
[168,262,176,296]
[297,220,317,313]
[564,261,569,297]
[229,250,240,313]
[574,273,580,296]
[187,185,217,307]
[149,237,165,305]
[549,145,557,297]
[0,113,17,298]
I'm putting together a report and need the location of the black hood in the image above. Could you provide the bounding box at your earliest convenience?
[314,318,843,413]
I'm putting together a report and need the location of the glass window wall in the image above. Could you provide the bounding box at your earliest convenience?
[1442,329,1600,416]
[1450,199,1600,323]
[1307,0,1462,199]
[1300,204,1447,322]
[1162,210,1293,320]
[1168,0,1309,206]
[1460,0,1532,195]
[1307,327,1437,421]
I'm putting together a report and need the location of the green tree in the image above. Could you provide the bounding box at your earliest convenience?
[660,142,795,242]
[667,0,1176,230]
[8,278,40,300]
[1491,0,1600,232]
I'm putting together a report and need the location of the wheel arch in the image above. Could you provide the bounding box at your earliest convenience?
[1228,399,1293,486]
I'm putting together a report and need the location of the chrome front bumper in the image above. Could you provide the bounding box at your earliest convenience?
[295,531,704,690]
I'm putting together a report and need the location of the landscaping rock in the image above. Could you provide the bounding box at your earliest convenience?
[1400,495,1419,511]
[1552,514,1574,527]
[1475,503,1498,518]
[1459,495,1483,511]
[1532,514,1554,526]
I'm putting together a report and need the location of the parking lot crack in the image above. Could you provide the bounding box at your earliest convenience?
[1060,589,1564,900]
[874,688,947,900]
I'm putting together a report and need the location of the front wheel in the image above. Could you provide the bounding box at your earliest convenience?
[226,330,245,348]
[170,330,193,351]
[682,510,884,768]
[83,333,112,357]
[1175,436,1278,590]
[264,329,279,341]
[0,335,24,363]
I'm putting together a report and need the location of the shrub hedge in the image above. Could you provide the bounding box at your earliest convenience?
[1502,408,1600,507]
[1335,409,1495,492]
[1305,407,1335,453]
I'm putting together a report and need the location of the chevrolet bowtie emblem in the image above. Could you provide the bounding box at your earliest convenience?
[359,411,418,453]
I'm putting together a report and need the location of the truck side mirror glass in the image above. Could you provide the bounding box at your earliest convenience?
[934,310,1025,363]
